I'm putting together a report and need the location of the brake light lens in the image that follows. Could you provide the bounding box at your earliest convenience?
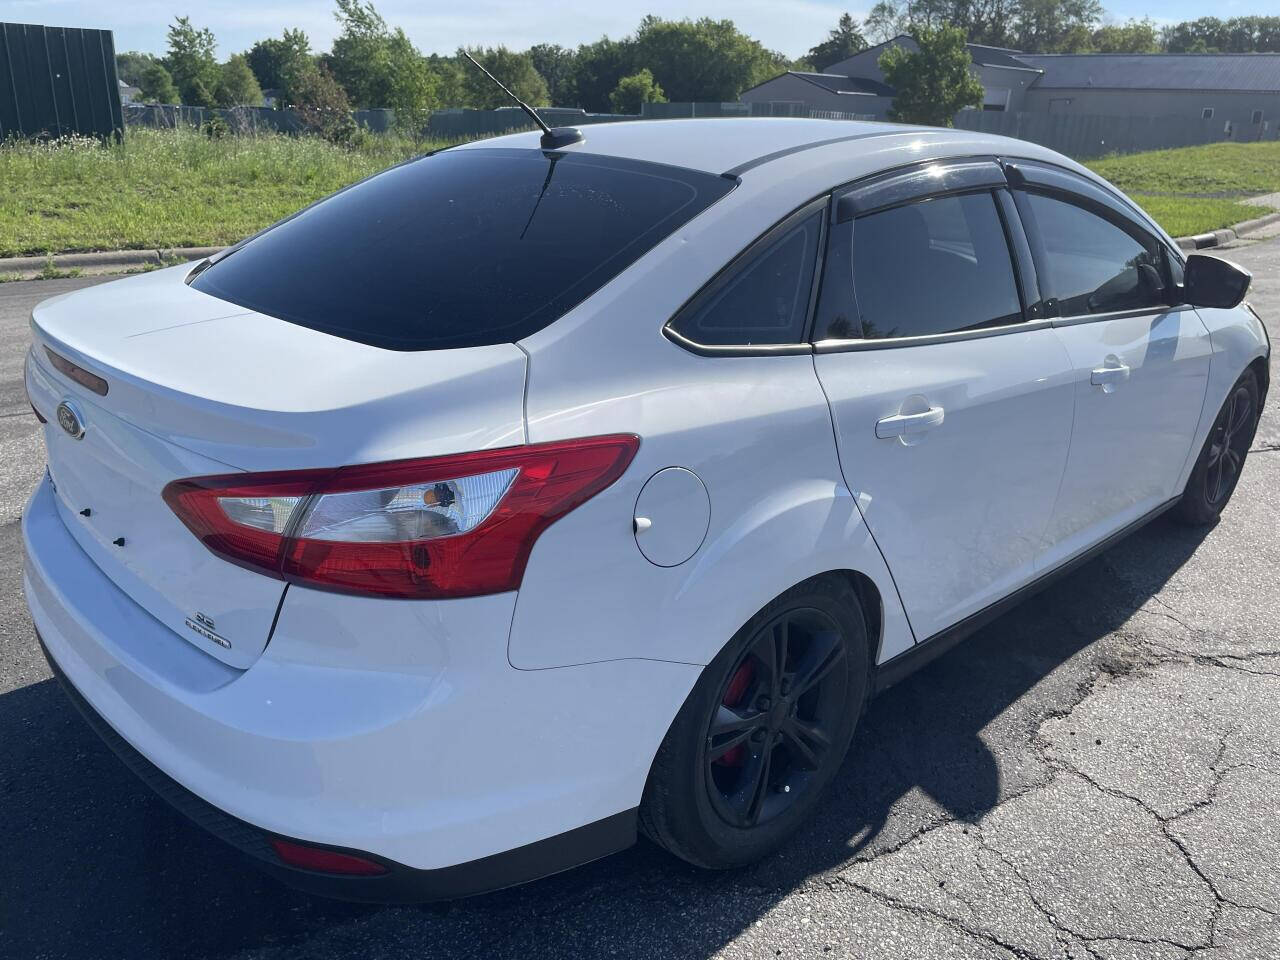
[162,435,639,599]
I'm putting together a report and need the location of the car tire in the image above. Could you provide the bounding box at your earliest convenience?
[1173,368,1261,526]
[639,575,870,869]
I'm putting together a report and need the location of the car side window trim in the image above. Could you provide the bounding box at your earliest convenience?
[1004,161,1135,222]
[815,317,1054,353]
[1049,304,1200,329]
[810,204,859,342]
[662,196,830,357]
[835,157,1006,221]
[993,188,1044,320]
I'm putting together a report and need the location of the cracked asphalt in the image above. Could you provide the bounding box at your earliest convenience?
[1,232,1277,960]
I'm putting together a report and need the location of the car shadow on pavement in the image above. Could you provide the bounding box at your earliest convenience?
[2,515,1210,960]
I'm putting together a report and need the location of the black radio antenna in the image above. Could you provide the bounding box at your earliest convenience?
[462,51,583,150]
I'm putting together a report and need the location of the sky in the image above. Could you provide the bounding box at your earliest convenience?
[0,0,1272,61]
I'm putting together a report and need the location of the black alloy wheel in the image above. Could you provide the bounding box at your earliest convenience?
[1175,368,1261,526]
[1204,381,1255,507]
[704,609,847,829]
[640,575,869,869]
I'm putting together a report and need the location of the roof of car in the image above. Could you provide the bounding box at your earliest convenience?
[452,117,995,177]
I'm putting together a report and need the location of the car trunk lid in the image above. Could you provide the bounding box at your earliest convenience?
[28,267,528,669]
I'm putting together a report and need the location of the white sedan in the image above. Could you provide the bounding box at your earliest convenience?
[23,118,1269,901]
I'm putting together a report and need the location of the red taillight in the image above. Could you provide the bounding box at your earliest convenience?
[163,435,639,599]
[270,838,388,876]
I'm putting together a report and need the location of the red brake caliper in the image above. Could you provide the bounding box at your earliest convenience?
[717,660,755,767]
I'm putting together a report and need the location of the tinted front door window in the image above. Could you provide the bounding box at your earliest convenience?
[1024,193,1167,317]
[851,192,1023,340]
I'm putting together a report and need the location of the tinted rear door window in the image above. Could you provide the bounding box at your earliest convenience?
[851,192,1023,340]
[190,148,735,351]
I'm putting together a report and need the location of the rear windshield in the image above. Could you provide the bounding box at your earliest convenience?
[190,148,735,351]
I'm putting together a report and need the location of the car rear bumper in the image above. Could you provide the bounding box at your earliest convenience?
[37,633,634,902]
[23,473,698,899]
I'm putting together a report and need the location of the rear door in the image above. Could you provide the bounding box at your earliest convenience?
[811,160,1075,642]
[1004,163,1212,571]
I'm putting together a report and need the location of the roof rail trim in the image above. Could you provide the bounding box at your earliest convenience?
[722,130,905,178]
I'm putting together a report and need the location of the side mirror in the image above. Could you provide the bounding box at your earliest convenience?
[1183,254,1251,309]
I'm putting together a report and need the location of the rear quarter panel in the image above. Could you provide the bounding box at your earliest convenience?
[510,177,914,672]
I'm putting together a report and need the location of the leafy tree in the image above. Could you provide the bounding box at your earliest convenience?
[630,16,786,104]
[1162,16,1280,53]
[879,25,984,126]
[860,0,1111,52]
[246,29,313,103]
[215,54,264,106]
[863,0,910,44]
[458,46,549,108]
[1011,0,1103,52]
[137,61,179,104]
[610,68,666,113]
[328,0,436,128]
[1091,18,1159,53]
[528,44,576,106]
[569,37,637,112]
[426,54,467,108]
[862,0,989,41]
[163,16,220,106]
[807,13,869,71]
[327,0,389,105]
[289,64,355,142]
[115,51,159,87]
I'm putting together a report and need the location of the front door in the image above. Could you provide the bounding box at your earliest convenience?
[812,179,1075,642]
[1011,187,1212,570]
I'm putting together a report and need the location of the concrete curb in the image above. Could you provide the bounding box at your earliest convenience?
[1175,211,1280,252]
[0,247,222,280]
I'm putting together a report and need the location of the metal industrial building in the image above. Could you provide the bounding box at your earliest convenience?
[741,35,1280,137]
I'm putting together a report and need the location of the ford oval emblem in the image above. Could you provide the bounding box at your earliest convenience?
[55,400,85,439]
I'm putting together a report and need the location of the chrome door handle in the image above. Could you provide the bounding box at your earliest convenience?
[1090,363,1130,387]
[876,405,945,439]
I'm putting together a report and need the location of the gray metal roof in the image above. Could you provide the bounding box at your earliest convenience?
[966,44,1040,71]
[791,72,895,97]
[1017,53,1280,92]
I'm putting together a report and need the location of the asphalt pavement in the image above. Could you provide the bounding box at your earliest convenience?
[1,237,1278,959]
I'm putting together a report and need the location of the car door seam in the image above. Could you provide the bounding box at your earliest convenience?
[1037,325,1082,570]
[808,351,918,652]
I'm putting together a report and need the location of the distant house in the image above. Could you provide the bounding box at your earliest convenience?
[741,38,1280,134]
[741,35,1042,118]
[118,79,141,105]
[1015,54,1280,135]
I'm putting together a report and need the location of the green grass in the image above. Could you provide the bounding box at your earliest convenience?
[2,129,1277,256]
[0,128,444,257]
[1119,195,1271,239]
[1086,141,1280,197]
[1083,141,1280,237]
